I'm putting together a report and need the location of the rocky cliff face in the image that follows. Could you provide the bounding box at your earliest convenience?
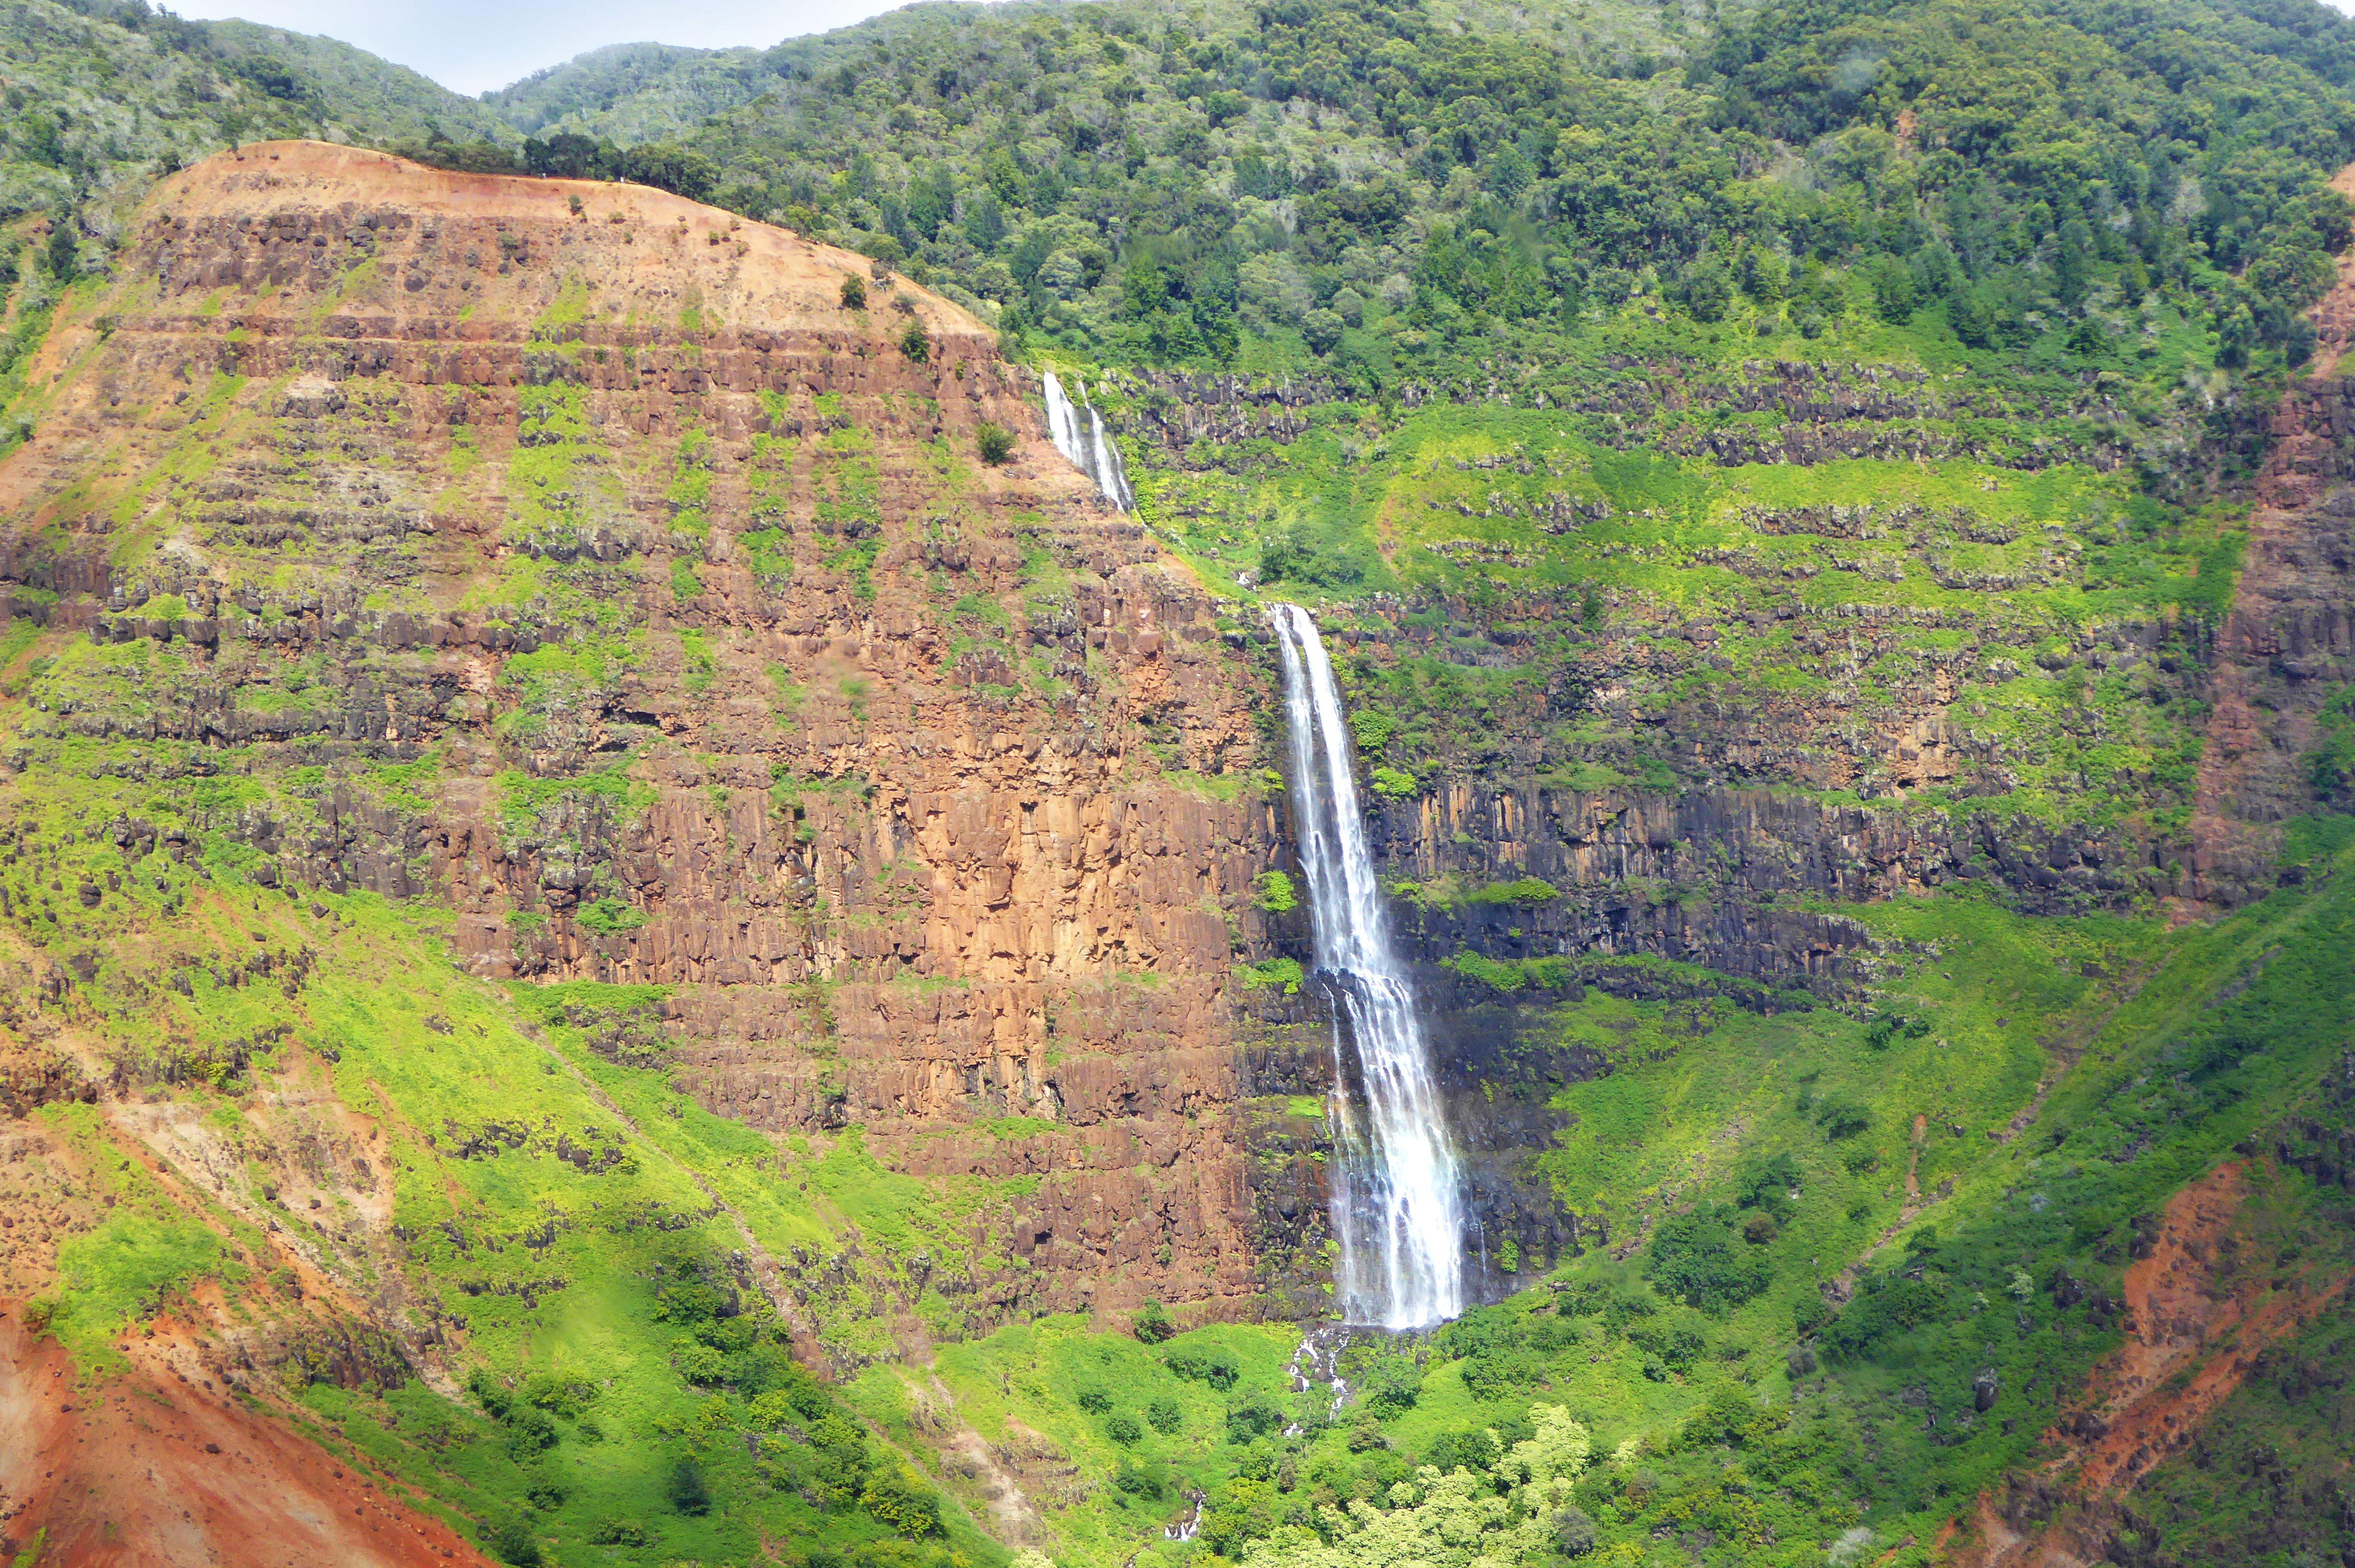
[0,141,1295,1338]
[2189,184,2355,905]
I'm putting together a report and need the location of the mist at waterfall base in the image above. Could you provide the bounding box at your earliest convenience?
[1270,603,1468,1331]
[1042,370,1136,510]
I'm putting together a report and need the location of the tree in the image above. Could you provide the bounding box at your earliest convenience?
[905,164,956,240]
[1948,286,1993,348]
[976,423,1014,465]
[1681,256,1730,323]
[1869,255,1916,324]
[667,1456,711,1515]
[963,188,1005,248]
[45,221,76,284]
[983,145,1028,206]
[2054,221,2092,310]
[840,272,867,309]
[617,143,717,201]
[899,318,929,361]
[1646,1204,1772,1312]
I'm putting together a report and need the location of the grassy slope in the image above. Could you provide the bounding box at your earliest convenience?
[972,846,2353,1568]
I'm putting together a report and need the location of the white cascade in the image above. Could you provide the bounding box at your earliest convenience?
[1269,602,1465,1329]
[1041,369,1135,510]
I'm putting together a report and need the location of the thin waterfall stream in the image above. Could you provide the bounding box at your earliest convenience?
[1041,370,1135,510]
[1270,603,1467,1330]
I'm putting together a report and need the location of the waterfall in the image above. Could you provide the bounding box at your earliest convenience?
[1041,370,1135,511]
[1269,603,1465,1329]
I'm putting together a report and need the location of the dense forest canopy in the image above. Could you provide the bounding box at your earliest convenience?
[351,0,2355,391]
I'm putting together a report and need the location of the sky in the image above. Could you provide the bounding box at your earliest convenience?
[171,0,919,97]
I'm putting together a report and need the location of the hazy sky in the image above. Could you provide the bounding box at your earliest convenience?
[166,0,2355,99]
[173,0,921,97]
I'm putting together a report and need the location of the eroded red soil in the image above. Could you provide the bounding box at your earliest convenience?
[0,1306,490,1568]
[1949,1162,2354,1567]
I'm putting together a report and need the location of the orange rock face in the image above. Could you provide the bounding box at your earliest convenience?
[0,141,1292,1340]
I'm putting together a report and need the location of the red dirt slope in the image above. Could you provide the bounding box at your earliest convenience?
[0,1306,489,1568]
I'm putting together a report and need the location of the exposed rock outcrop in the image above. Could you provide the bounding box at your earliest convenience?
[0,142,1290,1333]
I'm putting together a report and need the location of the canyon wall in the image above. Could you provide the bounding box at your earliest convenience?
[0,142,1296,1339]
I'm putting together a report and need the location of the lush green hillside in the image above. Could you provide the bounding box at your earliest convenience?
[0,0,2351,1566]
[451,0,2355,385]
[0,0,511,247]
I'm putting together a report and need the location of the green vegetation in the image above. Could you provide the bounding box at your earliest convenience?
[2,0,2353,1565]
[387,0,2341,404]
[1251,870,1299,914]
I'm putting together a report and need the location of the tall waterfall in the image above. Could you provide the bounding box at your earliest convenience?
[1042,370,1135,510]
[1270,603,1466,1329]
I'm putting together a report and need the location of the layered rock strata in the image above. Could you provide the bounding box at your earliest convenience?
[0,141,1290,1329]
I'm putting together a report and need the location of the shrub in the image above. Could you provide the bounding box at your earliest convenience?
[505,1407,558,1457]
[1165,1349,1240,1390]
[1257,525,1365,588]
[1106,1411,1143,1444]
[468,1367,514,1420]
[1646,1205,1773,1313]
[1076,1387,1112,1413]
[575,898,647,936]
[840,273,867,308]
[1680,1382,1770,1448]
[1146,1396,1182,1434]
[1369,766,1418,798]
[976,422,1014,465]
[1815,1097,1872,1141]
[1225,1394,1282,1443]
[861,1463,943,1537]
[1465,876,1558,906]
[899,318,930,361]
[521,1373,597,1417]
[1348,708,1397,751]
[1360,1360,1419,1418]
[486,1516,543,1567]
[1133,1299,1175,1343]
[588,1518,649,1546]
[1459,1349,1544,1400]
[1114,1459,1164,1497]
[1249,871,1298,914]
